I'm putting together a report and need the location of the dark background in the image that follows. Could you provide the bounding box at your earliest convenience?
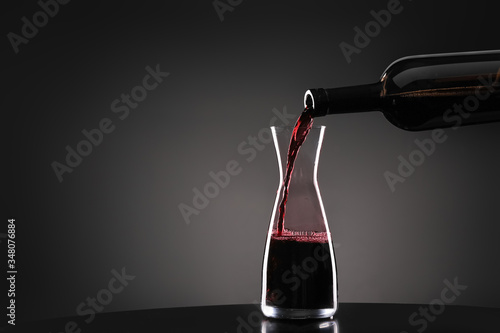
[3,0,500,322]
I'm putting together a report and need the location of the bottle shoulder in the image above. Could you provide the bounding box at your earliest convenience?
[380,50,500,93]
[383,50,500,77]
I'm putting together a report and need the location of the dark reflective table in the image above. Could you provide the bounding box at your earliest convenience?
[4,303,498,332]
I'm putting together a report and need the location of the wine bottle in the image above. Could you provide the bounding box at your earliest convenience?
[304,50,500,131]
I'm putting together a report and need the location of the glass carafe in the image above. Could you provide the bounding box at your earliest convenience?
[261,126,338,319]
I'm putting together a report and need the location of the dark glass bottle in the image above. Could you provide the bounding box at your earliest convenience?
[304,50,500,131]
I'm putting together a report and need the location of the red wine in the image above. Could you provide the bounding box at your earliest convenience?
[261,111,337,319]
[265,231,334,309]
[277,107,314,235]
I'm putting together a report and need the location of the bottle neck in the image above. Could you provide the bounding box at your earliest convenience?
[305,82,382,117]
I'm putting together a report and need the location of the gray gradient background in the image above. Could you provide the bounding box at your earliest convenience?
[3,0,500,322]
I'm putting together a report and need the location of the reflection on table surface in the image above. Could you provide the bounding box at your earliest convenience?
[7,303,499,333]
[262,317,338,333]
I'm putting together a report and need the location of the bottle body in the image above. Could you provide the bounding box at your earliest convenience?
[305,50,500,131]
[261,126,338,319]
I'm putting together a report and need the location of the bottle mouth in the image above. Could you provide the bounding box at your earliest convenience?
[304,89,328,117]
[304,90,315,109]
